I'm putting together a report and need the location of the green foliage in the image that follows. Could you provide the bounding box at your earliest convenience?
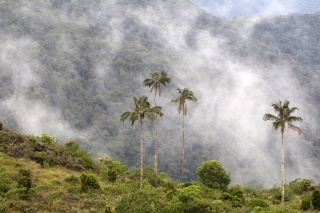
[34,152,55,167]
[104,205,112,213]
[300,195,311,210]
[80,172,100,193]
[288,178,314,195]
[0,173,12,193]
[130,167,158,186]
[220,192,232,201]
[178,185,202,203]
[196,160,231,191]
[107,160,128,183]
[115,190,164,213]
[247,198,269,209]
[312,189,320,209]
[182,199,214,213]
[64,140,94,169]
[17,169,32,190]
[41,133,57,145]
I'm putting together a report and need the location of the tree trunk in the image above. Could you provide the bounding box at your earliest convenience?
[181,109,185,182]
[281,132,285,206]
[140,121,143,191]
[154,92,158,186]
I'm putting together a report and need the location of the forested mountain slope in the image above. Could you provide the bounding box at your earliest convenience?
[0,0,320,187]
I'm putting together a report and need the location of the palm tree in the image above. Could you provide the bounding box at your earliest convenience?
[263,100,302,205]
[172,88,197,182]
[143,71,171,185]
[121,96,164,190]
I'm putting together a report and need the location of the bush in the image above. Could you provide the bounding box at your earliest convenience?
[183,200,214,213]
[312,189,320,209]
[220,192,232,201]
[247,198,269,209]
[301,195,311,210]
[196,160,230,191]
[108,160,128,183]
[178,185,202,203]
[34,152,55,167]
[17,169,32,190]
[80,173,100,193]
[288,178,314,195]
[130,167,156,186]
[115,190,164,213]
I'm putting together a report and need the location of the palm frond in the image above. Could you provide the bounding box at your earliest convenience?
[265,100,302,135]
[120,111,131,122]
[263,113,279,121]
[288,123,302,135]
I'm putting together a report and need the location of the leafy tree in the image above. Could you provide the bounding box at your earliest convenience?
[143,71,171,186]
[171,88,197,182]
[196,160,231,191]
[263,100,302,205]
[121,96,163,190]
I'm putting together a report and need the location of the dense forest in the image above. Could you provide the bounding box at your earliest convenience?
[0,0,320,188]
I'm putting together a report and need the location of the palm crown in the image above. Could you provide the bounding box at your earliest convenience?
[120,96,164,125]
[263,100,302,135]
[143,71,171,98]
[172,88,197,115]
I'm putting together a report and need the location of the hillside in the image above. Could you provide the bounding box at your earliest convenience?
[0,0,320,187]
[1,129,320,212]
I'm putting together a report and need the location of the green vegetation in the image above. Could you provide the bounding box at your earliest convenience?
[0,129,320,212]
[196,160,231,191]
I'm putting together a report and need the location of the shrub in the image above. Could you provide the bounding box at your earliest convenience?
[34,152,55,167]
[65,140,94,169]
[107,160,128,183]
[247,198,269,209]
[312,189,320,209]
[105,205,112,213]
[196,160,230,191]
[288,178,314,195]
[130,167,156,186]
[17,169,32,190]
[41,133,57,145]
[178,185,202,203]
[115,190,164,213]
[80,173,100,193]
[301,195,311,210]
[183,200,214,213]
[220,192,232,201]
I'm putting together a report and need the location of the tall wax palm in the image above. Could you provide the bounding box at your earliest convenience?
[143,71,171,185]
[263,100,302,205]
[121,96,164,190]
[172,88,197,182]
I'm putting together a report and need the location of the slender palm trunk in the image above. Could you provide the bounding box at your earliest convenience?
[140,121,143,191]
[281,132,285,205]
[181,109,185,182]
[154,93,158,186]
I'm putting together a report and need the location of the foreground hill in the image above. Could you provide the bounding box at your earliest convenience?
[1,129,320,212]
[0,0,320,186]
